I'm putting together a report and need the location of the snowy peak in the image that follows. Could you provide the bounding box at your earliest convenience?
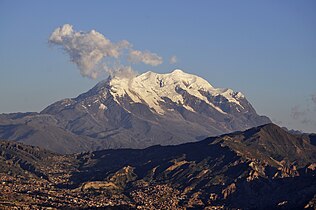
[141,69,215,91]
[109,69,245,114]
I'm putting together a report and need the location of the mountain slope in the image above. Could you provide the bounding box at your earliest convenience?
[218,123,316,167]
[0,113,102,153]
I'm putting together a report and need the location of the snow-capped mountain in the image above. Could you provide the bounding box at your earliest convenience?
[109,69,245,114]
[41,69,270,151]
[0,69,270,153]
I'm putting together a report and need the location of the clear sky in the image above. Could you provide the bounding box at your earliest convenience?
[0,0,315,132]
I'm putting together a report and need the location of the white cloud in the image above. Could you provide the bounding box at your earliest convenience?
[49,24,163,79]
[312,94,316,105]
[169,55,177,64]
[291,98,316,128]
[128,50,163,66]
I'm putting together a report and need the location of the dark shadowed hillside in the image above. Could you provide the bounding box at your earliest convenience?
[0,123,315,209]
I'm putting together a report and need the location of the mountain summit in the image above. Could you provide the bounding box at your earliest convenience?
[109,69,245,114]
[0,70,270,153]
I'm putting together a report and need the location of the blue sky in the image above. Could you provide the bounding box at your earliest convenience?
[0,0,315,132]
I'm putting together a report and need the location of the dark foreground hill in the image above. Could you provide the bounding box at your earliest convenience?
[0,124,315,209]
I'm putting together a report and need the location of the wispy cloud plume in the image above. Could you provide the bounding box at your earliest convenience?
[128,50,163,66]
[49,24,163,79]
[169,55,177,64]
[291,105,307,120]
[291,94,316,128]
[312,94,316,106]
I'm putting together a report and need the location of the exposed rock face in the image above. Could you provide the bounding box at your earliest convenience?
[0,70,271,153]
[222,183,237,199]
